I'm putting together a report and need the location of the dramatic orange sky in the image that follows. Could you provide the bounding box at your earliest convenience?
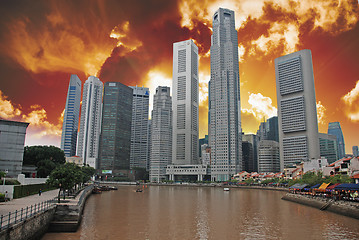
[0,0,358,154]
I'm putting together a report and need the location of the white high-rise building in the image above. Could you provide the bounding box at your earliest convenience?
[129,86,150,169]
[275,49,320,170]
[150,86,172,182]
[172,40,199,165]
[77,76,103,169]
[209,8,242,181]
[61,75,81,157]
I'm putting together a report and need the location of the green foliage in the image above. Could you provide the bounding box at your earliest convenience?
[244,178,255,184]
[47,163,83,190]
[324,174,353,184]
[4,179,20,185]
[0,193,4,202]
[23,145,65,166]
[81,166,96,183]
[0,171,6,179]
[37,159,57,178]
[287,172,354,187]
[13,183,54,199]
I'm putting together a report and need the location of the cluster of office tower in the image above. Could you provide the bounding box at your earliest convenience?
[60,7,352,182]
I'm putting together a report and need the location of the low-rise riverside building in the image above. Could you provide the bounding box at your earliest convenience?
[166,165,209,181]
[323,156,359,177]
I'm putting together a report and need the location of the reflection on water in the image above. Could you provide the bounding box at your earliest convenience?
[42,186,359,240]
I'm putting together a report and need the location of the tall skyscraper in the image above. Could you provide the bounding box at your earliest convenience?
[257,116,278,142]
[172,39,199,165]
[209,8,242,181]
[257,140,280,173]
[60,75,81,157]
[328,122,345,159]
[353,146,359,157]
[98,82,133,171]
[242,134,258,172]
[275,49,320,169]
[150,86,172,182]
[318,133,338,164]
[129,86,150,169]
[77,76,103,168]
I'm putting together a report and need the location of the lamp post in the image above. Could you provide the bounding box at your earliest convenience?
[2,170,8,192]
[58,183,61,203]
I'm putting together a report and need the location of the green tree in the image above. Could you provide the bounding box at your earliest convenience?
[47,163,84,192]
[36,159,57,178]
[23,145,66,177]
[81,165,96,183]
[23,146,66,166]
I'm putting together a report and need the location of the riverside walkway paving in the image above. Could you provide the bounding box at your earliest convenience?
[0,189,60,216]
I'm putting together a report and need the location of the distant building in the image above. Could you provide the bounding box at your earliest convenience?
[353,146,359,157]
[275,49,320,170]
[60,75,81,157]
[202,146,211,166]
[0,119,29,177]
[257,116,279,142]
[172,39,199,165]
[147,119,152,171]
[328,122,345,159]
[242,141,253,172]
[323,157,359,177]
[199,135,209,158]
[98,82,133,171]
[77,76,103,168]
[209,8,242,181]
[257,140,280,173]
[66,156,83,166]
[129,86,150,169]
[242,134,258,172]
[302,157,328,174]
[150,86,172,182]
[318,133,338,164]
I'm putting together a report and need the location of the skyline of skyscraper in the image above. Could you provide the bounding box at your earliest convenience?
[209,8,242,181]
[60,74,81,157]
[257,140,280,173]
[328,122,346,159]
[77,76,103,168]
[172,39,199,165]
[150,86,172,183]
[129,86,150,169]
[318,132,338,164]
[275,49,320,170]
[98,82,133,171]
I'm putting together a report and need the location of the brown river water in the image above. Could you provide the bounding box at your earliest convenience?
[42,185,359,240]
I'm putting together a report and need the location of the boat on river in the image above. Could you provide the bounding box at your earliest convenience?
[223,188,230,191]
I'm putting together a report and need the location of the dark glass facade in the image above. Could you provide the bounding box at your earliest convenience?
[328,122,345,159]
[99,82,133,170]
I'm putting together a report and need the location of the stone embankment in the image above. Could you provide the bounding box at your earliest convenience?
[148,183,288,192]
[282,193,359,220]
[48,185,93,232]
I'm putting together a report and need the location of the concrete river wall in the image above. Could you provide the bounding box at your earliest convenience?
[0,185,93,240]
[282,193,359,220]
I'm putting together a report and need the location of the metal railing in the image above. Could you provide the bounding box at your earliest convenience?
[0,198,57,231]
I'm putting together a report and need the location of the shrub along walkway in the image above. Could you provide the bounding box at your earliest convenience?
[0,189,59,216]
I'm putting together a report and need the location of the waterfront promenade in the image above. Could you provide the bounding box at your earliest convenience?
[0,189,59,216]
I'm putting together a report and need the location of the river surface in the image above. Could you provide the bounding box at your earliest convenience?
[42,185,359,240]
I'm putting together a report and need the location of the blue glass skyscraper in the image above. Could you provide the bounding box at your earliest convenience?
[61,75,81,157]
[328,122,345,159]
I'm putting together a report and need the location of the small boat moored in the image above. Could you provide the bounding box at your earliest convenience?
[223,188,230,191]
